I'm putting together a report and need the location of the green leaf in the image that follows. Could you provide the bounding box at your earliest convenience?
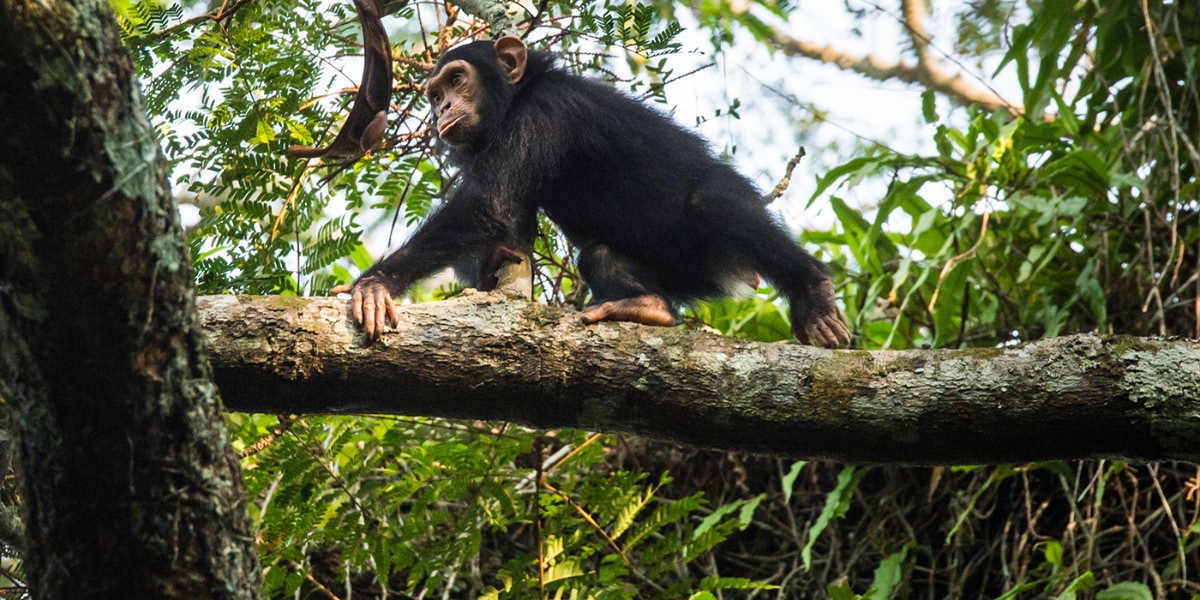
[697,575,775,591]
[736,494,764,530]
[827,580,860,600]
[863,542,914,600]
[1073,259,1107,324]
[694,497,743,538]
[921,88,937,124]
[1056,571,1094,600]
[543,559,584,583]
[809,156,892,207]
[803,466,869,570]
[1052,92,1080,136]
[1095,581,1154,600]
[1043,540,1063,567]
[782,460,806,503]
[254,117,275,144]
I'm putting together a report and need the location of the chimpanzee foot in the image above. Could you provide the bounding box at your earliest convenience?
[579,295,676,328]
[792,279,851,348]
[799,310,851,348]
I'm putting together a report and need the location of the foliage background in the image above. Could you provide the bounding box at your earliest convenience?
[13,0,1185,597]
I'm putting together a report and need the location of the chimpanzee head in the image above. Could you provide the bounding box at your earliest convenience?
[426,37,528,150]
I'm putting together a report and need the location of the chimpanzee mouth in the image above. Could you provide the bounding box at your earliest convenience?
[438,116,462,138]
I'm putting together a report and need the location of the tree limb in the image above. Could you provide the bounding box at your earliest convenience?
[446,0,518,38]
[897,0,1022,115]
[728,5,1021,115]
[199,295,1200,464]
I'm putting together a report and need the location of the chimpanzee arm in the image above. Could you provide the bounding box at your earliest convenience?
[336,192,524,339]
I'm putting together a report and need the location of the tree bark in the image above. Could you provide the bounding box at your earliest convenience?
[200,294,1200,465]
[719,2,1021,115]
[448,0,518,37]
[0,0,261,598]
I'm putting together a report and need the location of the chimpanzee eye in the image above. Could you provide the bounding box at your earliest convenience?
[450,73,464,86]
[430,92,443,105]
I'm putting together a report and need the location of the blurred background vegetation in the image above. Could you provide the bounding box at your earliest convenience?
[9,0,1189,597]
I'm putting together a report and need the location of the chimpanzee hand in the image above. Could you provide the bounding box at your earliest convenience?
[331,276,400,340]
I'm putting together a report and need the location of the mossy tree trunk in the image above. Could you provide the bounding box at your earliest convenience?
[0,0,261,597]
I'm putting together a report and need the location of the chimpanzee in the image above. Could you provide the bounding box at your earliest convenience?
[333,37,851,347]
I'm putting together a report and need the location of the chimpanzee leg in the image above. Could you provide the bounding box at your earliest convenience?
[577,244,677,327]
[699,196,850,347]
[742,224,850,347]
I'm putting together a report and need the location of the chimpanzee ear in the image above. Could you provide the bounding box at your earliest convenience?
[494,36,527,84]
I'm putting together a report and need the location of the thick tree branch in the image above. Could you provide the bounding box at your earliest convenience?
[897,0,1022,115]
[446,0,518,38]
[200,295,1200,464]
[728,5,1021,115]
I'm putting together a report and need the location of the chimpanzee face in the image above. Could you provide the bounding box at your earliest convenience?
[426,60,483,147]
[427,38,528,148]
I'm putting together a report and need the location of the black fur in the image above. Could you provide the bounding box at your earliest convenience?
[360,40,843,342]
